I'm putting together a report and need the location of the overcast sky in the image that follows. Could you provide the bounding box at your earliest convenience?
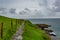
[0,0,40,9]
[0,0,56,8]
[0,0,60,19]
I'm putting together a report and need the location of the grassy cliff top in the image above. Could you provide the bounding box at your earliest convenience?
[22,20,50,40]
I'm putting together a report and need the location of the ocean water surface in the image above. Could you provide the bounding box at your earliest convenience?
[29,19,60,38]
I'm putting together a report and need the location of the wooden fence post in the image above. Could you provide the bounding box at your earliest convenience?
[1,22,3,38]
[16,19,17,25]
[11,19,13,29]
[18,20,20,24]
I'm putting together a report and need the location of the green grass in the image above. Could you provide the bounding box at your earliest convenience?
[0,16,23,40]
[22,20,50,40]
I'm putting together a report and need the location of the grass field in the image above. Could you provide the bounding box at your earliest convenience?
[0,16,23,40]
[0,16,50,40]
[22,20,50,40]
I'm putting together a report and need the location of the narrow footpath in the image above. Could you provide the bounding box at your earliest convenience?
[11,23,24,40]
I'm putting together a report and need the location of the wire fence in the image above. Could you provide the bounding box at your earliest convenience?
[0,19,23,39]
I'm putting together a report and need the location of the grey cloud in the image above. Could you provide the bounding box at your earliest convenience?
[0,8,6,11]
[0,8,16,14]
[38,0,48,6]
[19,11,26,15]
[55,7,60,12]
[0,8,60,19]
[24,8,31,12]
[0,8,7,14]
[9,8,16,14]
[55,0,60,6]
[55,0,60,12]
[19,8,32,15]
[19,7,56,17]
[38,0,56,17]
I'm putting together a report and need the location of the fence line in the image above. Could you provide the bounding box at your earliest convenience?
[0,19,23,39]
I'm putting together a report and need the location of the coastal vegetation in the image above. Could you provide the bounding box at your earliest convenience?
[22,20,50,40]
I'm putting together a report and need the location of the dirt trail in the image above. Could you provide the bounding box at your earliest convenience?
[11,23,24,40]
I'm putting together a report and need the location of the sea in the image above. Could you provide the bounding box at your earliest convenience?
[29,19,60,38]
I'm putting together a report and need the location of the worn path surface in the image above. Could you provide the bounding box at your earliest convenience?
[11,23,24,40]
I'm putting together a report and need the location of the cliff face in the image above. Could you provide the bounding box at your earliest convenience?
[22,20,50,40]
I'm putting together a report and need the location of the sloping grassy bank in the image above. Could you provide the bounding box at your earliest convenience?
[22,20,50,40]
[0,16,23,40]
